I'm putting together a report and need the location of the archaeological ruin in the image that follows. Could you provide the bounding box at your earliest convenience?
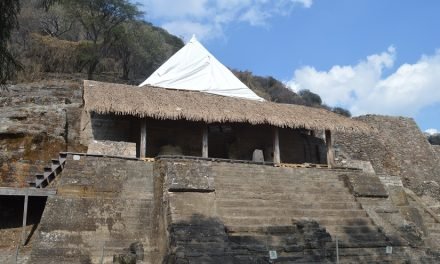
[1,37,440,263]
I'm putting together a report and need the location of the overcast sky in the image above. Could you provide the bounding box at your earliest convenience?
[137,0,440,133]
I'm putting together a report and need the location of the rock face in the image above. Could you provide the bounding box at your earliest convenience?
[0,81,85,187]
[335,115,440,202]
[433,145,440,159]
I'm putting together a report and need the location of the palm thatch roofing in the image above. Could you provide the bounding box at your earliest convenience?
[83,80,372,133]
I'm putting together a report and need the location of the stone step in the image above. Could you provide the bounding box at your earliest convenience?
[325,225,382,234]
[216,200,361,210]
[214,169,341,176]
[217,208,368,218]
[338,255,407,264]
[229,253,330,264]
[328,239,389,248]
[215,178,343,185]
[215,185,348,193]
[225,224,380,236]
[335,246,407,256]
[214,191,356,201]
[214,175,342,183]
[330,232,388,243]
[213,170,340,178]
[227,232,388,249]
[222,216,374,227]
[429,233,440,238]
[425,223,440,229]
[429,228,440,234]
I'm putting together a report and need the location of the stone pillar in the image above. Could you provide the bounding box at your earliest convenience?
[325,130,335,168]
[202,126,208,158]
[21,192,28,245]
[273,127,280,164]
[140,119,147,158]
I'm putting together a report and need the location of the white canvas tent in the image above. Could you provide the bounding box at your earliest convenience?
[139,36,264,101]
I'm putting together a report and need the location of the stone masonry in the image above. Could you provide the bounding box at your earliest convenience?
[335,115,440,202]
[29,154,156,264]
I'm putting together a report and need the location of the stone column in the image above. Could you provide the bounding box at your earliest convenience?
[140,119,147,158]
[21,192,28,245]
[202,126,208,158]
[325,130,335,168]
[273,127,280,164]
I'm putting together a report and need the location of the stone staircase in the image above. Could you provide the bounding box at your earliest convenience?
[418,206,440,249]
[212,164,407,263]
[28,152,67,188]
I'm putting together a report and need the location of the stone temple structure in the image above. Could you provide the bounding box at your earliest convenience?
[1,39,440,263]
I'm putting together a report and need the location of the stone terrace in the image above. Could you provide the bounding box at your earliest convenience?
[160,159,424,263]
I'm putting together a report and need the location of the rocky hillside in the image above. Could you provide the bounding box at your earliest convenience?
[0,78,84,187]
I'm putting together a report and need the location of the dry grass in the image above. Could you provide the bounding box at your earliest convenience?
[84,80,373,133]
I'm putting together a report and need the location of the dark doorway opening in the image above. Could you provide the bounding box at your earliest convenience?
[0,195,47,245]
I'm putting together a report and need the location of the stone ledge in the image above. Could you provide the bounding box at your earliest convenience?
[342,173,388,198]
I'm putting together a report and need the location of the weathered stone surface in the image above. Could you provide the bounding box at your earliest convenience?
[159,160,421,263]
[169,192,216,222]
[29,155,155,264]
[433,145,440,159]
[113,253,136,264]
[0,80,85,187]
[252,149,264,162]
[389,188,409,206]
[87,140,136,157]
[342,173,388,198]
[335,115,440,203]
[162,160,214,192]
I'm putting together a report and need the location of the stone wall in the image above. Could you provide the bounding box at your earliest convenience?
[0,80,85,187]
[87,140,137,157]
[335,115,440,199]
[29,154,156,263]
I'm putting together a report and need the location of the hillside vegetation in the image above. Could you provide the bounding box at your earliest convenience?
[3,0,351,116]
[10,0,183,83]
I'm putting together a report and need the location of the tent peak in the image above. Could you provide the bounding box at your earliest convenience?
[189,34,197,43]
[139,34,264,101]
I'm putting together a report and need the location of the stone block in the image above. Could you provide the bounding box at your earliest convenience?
[252,149,264,162]
[164,160,214,192]
[389,188,409,206]
[87,140,136,157]
[343,173,388,198]
[169,192,216,222]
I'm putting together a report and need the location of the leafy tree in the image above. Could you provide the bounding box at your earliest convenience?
[39,3,74,38]
[37,0,59,11]
[0,0,22,85]
[298,89,322,106]
[60,0,142,79]
[332,107,352,117]
[110,21,183,81]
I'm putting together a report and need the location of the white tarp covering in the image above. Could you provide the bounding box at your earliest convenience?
[139,36,264,101]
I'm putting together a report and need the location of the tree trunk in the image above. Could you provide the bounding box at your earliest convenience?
[87,59,99,80]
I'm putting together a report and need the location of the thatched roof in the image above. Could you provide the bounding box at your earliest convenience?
[83,80,372,133]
